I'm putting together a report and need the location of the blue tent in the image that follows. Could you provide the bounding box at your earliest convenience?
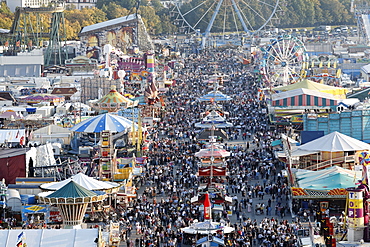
[70,113,137,133]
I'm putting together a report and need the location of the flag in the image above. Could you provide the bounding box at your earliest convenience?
[17,231,25,246]
[20,136,25,146]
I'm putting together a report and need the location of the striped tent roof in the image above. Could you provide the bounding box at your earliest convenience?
[271,88,337,108]
[96,89,133,104]
[46,180,97,198]
[272,88,336,101]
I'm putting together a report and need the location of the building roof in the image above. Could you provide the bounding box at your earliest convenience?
[80,14,139,34]
[361,64,370,74]
[51,87,77,95]
[46,180,97,198]
[0,92,16,102]
[0,148,29,159]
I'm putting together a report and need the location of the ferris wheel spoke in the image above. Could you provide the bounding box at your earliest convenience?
[230,3,240,34]
[270,44,284,62]
[257,0,277,8]
[193,2,218,30]
[223,5,227,36]
[230,0,248,33]
[239,0,268,25]
[182,1,209,17]
[238,6,255,32]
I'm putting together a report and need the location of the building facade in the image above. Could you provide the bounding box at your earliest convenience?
[65,0,96,10]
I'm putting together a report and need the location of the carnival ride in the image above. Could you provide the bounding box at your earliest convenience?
[261,35,307,87]
[5,1,67,66]
[171,0,283,48]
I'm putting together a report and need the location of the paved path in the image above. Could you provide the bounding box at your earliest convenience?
[118,136,293,246]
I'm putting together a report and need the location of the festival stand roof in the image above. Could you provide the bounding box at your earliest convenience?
[40,172,120,192]
[291,166,360,199]
[195,145,231,158]
[70,113,137,133]
[194,110,233,128]
[271,88,337,108]
[197,91,232,102]
[297,131,370,152]
[272,79,347,99]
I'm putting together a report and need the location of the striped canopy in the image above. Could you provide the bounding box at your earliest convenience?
[70,113,137,133]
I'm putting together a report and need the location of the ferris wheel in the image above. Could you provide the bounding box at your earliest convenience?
[261,35,307,86]
[171,0,282,47]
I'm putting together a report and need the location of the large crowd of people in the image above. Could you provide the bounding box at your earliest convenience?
[109,49,305,247]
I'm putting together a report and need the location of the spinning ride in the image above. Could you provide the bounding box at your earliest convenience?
[261,35,307,86]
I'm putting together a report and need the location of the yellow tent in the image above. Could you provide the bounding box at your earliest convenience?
[272,79,347,99]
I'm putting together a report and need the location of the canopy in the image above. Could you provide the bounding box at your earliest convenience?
[70,113,137,133]
[94,88,134,112]
[298,131,370,152]
[198,91,232,101]
[46,180,98,198]
[273,79,347,99]
[40,172,120,191]
[295,166,359,190]
[195,144,230,158]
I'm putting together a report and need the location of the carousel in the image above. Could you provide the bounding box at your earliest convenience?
[92,85,136,112]
[38,180,107,229]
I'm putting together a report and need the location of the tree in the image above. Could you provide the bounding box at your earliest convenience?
[101,3,129,20]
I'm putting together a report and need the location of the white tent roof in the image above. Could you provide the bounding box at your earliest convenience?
[40,172,120,191]
[298,131,370,152]
[0,229,98,247]
[33,124,72,135]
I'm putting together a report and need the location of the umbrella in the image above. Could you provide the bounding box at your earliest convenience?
[198,91,232,101]
[70,113,137,133]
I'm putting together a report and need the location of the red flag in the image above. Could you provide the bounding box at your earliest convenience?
[20,136,25,146]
